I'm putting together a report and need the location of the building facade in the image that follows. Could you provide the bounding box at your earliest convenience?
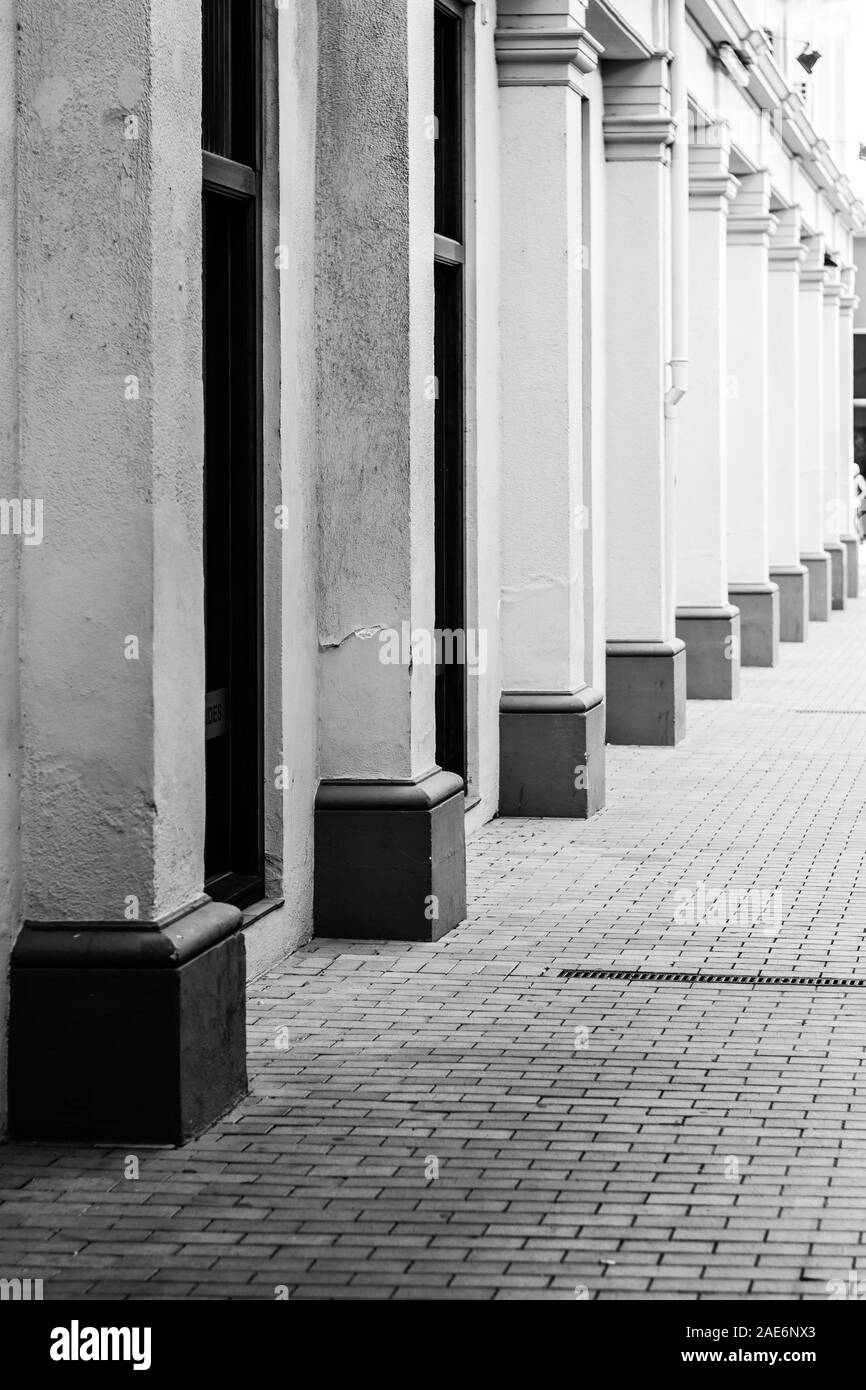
[0,0,864,1140]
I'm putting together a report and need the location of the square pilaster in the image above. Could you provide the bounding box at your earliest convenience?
[495,6,606,811]
[604,58,684,742]
[676,123,741,697]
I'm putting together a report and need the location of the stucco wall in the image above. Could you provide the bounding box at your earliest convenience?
[16,0,205,924]
[0,0,22,1132]
[315,0,437,784]
[605,153,671,641]
[500,80,587,690]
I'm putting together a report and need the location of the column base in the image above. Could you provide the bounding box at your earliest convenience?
[770,565,809,643]
[801,552,832,621]
[675,606,741,700]
[825,541,848,610]
[842,536,860,598]
[727,583,780,667]
[9,900,247,1144]
[499,688,605,817]
[605,641,687,746]
[314,769,466,942]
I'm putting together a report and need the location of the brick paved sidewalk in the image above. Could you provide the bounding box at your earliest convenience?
[3,593,866,1300]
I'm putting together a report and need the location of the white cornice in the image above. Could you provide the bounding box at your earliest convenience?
[685,0,741,50]
[585,0,653,61]
[686,1,866,237]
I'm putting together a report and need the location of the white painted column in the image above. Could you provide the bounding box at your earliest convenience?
[496,2,605,815]
[17,0,207,923]
[10,0,247,1144]
[839,266,860,596]
[317,0,434,789]
[314,0,466,940]
[675,125,740,699]
[768,207,809,641]
[604,57,686,744]
[822,261,847,608]
[799,235,830,620]
[727,171,779,666]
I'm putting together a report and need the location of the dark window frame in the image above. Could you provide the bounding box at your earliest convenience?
[202,0,265,909]
[854,329,866,405]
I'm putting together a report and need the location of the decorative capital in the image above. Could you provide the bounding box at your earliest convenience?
[727,212,778,247]
[688,129,737,208]
[769,206,805,271]
[495,14,602,89]
[840,264,859,313]
[769,243,806,270]
[799,236,827,290]
[823,278,843,305]
[727,171,776,246]
[689,171,739,208]
[603,113,677,164]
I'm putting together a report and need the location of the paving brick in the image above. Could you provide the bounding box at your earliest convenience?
[5,600,866,1297]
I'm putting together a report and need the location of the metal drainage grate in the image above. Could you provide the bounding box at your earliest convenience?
[795,709,866,715]
[557,967,865,989]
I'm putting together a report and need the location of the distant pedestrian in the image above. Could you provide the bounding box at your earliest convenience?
[856,467,866,540]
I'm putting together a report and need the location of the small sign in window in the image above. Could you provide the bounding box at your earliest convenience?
[205,688,229,741]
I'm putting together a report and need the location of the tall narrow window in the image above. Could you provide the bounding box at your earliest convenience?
[434,1,467,784]
[202,0,264,907]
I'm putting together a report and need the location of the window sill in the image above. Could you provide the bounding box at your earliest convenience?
[242,898,285,929]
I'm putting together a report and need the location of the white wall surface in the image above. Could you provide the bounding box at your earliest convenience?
[0,0,21,1133]
[315,0,437,784]
[465,6,502,827]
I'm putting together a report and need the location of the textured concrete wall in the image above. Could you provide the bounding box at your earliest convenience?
[16,0,204,922]
[316,0,436,783]
[0,0,22,1132]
